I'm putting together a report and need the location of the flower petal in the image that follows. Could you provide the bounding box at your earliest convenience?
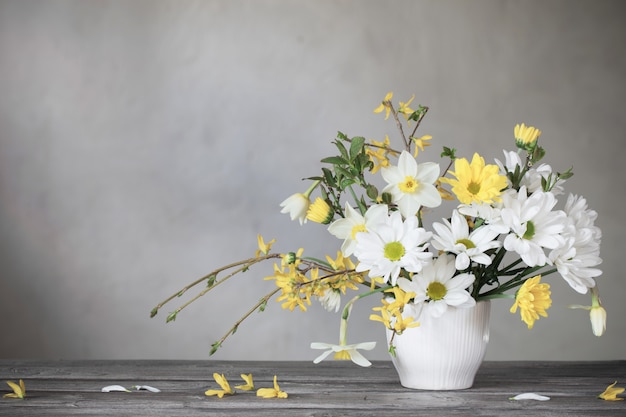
[101,385,131,393]
[509,393,550,401]
[133,385,161,392]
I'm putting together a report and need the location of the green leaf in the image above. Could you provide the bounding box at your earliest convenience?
[339,178,355,189]
[388,344,396,357]
[207,274,217,288]
[259,299,268,312]
[441,146,457,159]
[334,139,350,160]
[336,131,348,141]
[558,166,574,180]
[321,156,350,166]
[321,167,337,187]
[209,341,222,356]
[335,166,353,180]
[149,307,158,318]
[349,136,366,161]
[166,311,177,323]
[320,186,329,200]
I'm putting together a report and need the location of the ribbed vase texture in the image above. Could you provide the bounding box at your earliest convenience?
[386,300,491,390]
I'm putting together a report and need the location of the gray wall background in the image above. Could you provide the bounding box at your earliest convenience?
[1,0,624,361]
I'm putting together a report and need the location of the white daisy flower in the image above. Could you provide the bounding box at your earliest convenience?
[397,255,475,319]
[353,211,432,286]
[432,210,501,271]
[381,150,442,218]
[327,203,388,256]
[500,187,566,267]
[457,201,509,234]
[549,194,602,293]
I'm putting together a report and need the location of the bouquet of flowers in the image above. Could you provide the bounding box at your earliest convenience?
[151,92,606,367]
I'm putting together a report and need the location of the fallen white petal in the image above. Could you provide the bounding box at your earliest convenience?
[509,393,550,401]
[101,385,130,393]
[133,385,161,393]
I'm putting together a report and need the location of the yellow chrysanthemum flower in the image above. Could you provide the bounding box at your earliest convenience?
[256,375,288,399]
[514,123,541,151]
[510,275,552,329]
[440,153,508,205]
[598,381,625,401]
[306,197,334,224]
[373,91,393,120]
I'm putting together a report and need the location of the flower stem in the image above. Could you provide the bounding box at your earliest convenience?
[210,287,281,355]
[150,253,281,319]
[339,286,392,345]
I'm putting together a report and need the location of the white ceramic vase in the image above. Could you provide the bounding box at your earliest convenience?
[386,300,491,390]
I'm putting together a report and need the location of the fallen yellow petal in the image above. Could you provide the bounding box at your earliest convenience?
[234,373,255,391]
[3,380,26,399]
[256,375,288,399]
[204,389,227,398]
[598,381,625,401]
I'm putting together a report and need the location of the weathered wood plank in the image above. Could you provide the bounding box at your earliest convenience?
[0,361,624,416]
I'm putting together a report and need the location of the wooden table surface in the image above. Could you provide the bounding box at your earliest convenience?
[0,360,624,416]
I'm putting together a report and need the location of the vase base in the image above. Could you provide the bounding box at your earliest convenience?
[398,378,475,391]
[387,301,491,391]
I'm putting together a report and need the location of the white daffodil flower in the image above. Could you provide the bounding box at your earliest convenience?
[310,341,376,367]
[569,286,607,336]
[279,193,310,225]
[381,150,442,218]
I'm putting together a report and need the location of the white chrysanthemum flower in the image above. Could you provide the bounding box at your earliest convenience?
[432,210,501,270]
[458,199,510,233]
[397,255,475,319]
[327,204,388,256]
[500,187,566,267]
[353,211,432,285]
[318,288,342,313]
[381,150,442,218]
[496,150,565,194]
[549,194,602,293]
